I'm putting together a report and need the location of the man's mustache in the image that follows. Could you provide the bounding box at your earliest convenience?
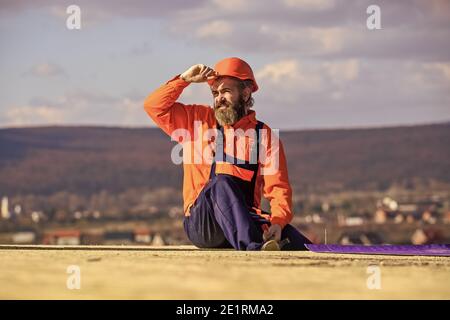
[215,101,231,109]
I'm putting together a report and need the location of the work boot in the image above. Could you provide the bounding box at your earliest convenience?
[261,239,280,251]
[261,238,291,251]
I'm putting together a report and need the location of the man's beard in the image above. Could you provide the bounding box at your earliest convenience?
[214,95,247,126]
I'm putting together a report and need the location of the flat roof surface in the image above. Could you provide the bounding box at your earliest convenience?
[1,245,449,299]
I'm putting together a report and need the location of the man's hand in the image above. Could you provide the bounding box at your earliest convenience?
[263,224,282,242]
[180,64,218,83]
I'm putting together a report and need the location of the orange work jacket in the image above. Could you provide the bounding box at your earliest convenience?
[144,75,294,228]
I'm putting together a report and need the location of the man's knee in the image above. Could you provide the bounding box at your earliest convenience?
[190,232,229,249]
[210,175,244,204]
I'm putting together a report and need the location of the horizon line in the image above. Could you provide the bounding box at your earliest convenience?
[0,120,449,132]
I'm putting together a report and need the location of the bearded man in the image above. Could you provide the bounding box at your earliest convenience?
[144,57,311,250]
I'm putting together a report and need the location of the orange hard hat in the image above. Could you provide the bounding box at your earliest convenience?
[208,57,258,92]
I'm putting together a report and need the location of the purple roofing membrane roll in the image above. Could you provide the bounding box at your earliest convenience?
[305,244,450,256]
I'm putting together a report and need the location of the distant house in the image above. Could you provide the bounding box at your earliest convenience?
[374,209,387,224]
[31,211,45,223]
[168,206,183,218]
[303,215,313,224]
[1,196,10,219]
[81,230,104,245]
[104,230,134,245]
[302,213,324,224]
[398,204,419,213]
[421,210,437,224]
[411,228,444,245]
[338,231,384,245]
[444,212,450,224]
[374,209,397,224]
[312,213,324,224]
[394,213,404,224]
[43,230,80,245]
[399,199,442,223]
[405,212,422,223]
[375,196,442,224]
[151,233,165,246]
[134,228,151,244]
[12,231,36,244]
[341,216,364,227]
[411,229,427,245]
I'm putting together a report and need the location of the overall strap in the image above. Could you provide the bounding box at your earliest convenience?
[209,123,222,179]
[254,121,264,165]
[209,121,265,184]
[249,121,265,200]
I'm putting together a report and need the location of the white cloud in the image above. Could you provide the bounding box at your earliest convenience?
[1,0,205,19]
[256,60,299,83]
[118,97,149,126]
[258,25,346,55]
[425,63,450,81]
[212,0,249,11]
[5,105,64,126]
[3,59,449,129]
[322,59,359,84]
[178,83,213,106]
[251,58,450,128]
[330,90,344,101]
[308,27,345,54]
[283,0,336,11]
[165,1,450,61]
[2,0,450,129]
[255,60,322,105]
[2,90,152,127]
[25,63,66,78]
[195,20,233,39]
[256,58,358,95]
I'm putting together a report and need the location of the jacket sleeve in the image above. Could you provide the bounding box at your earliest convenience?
[260,126,293,229]
[143,75,196,137]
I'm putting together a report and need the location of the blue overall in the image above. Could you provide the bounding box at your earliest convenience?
[183,121,312,250]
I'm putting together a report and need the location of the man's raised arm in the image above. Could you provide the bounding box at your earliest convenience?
[143,64,217,136]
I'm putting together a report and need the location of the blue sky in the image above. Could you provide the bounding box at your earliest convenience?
[0,0,449,129]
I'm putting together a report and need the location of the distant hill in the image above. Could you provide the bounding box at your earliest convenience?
[1,123,449,196]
